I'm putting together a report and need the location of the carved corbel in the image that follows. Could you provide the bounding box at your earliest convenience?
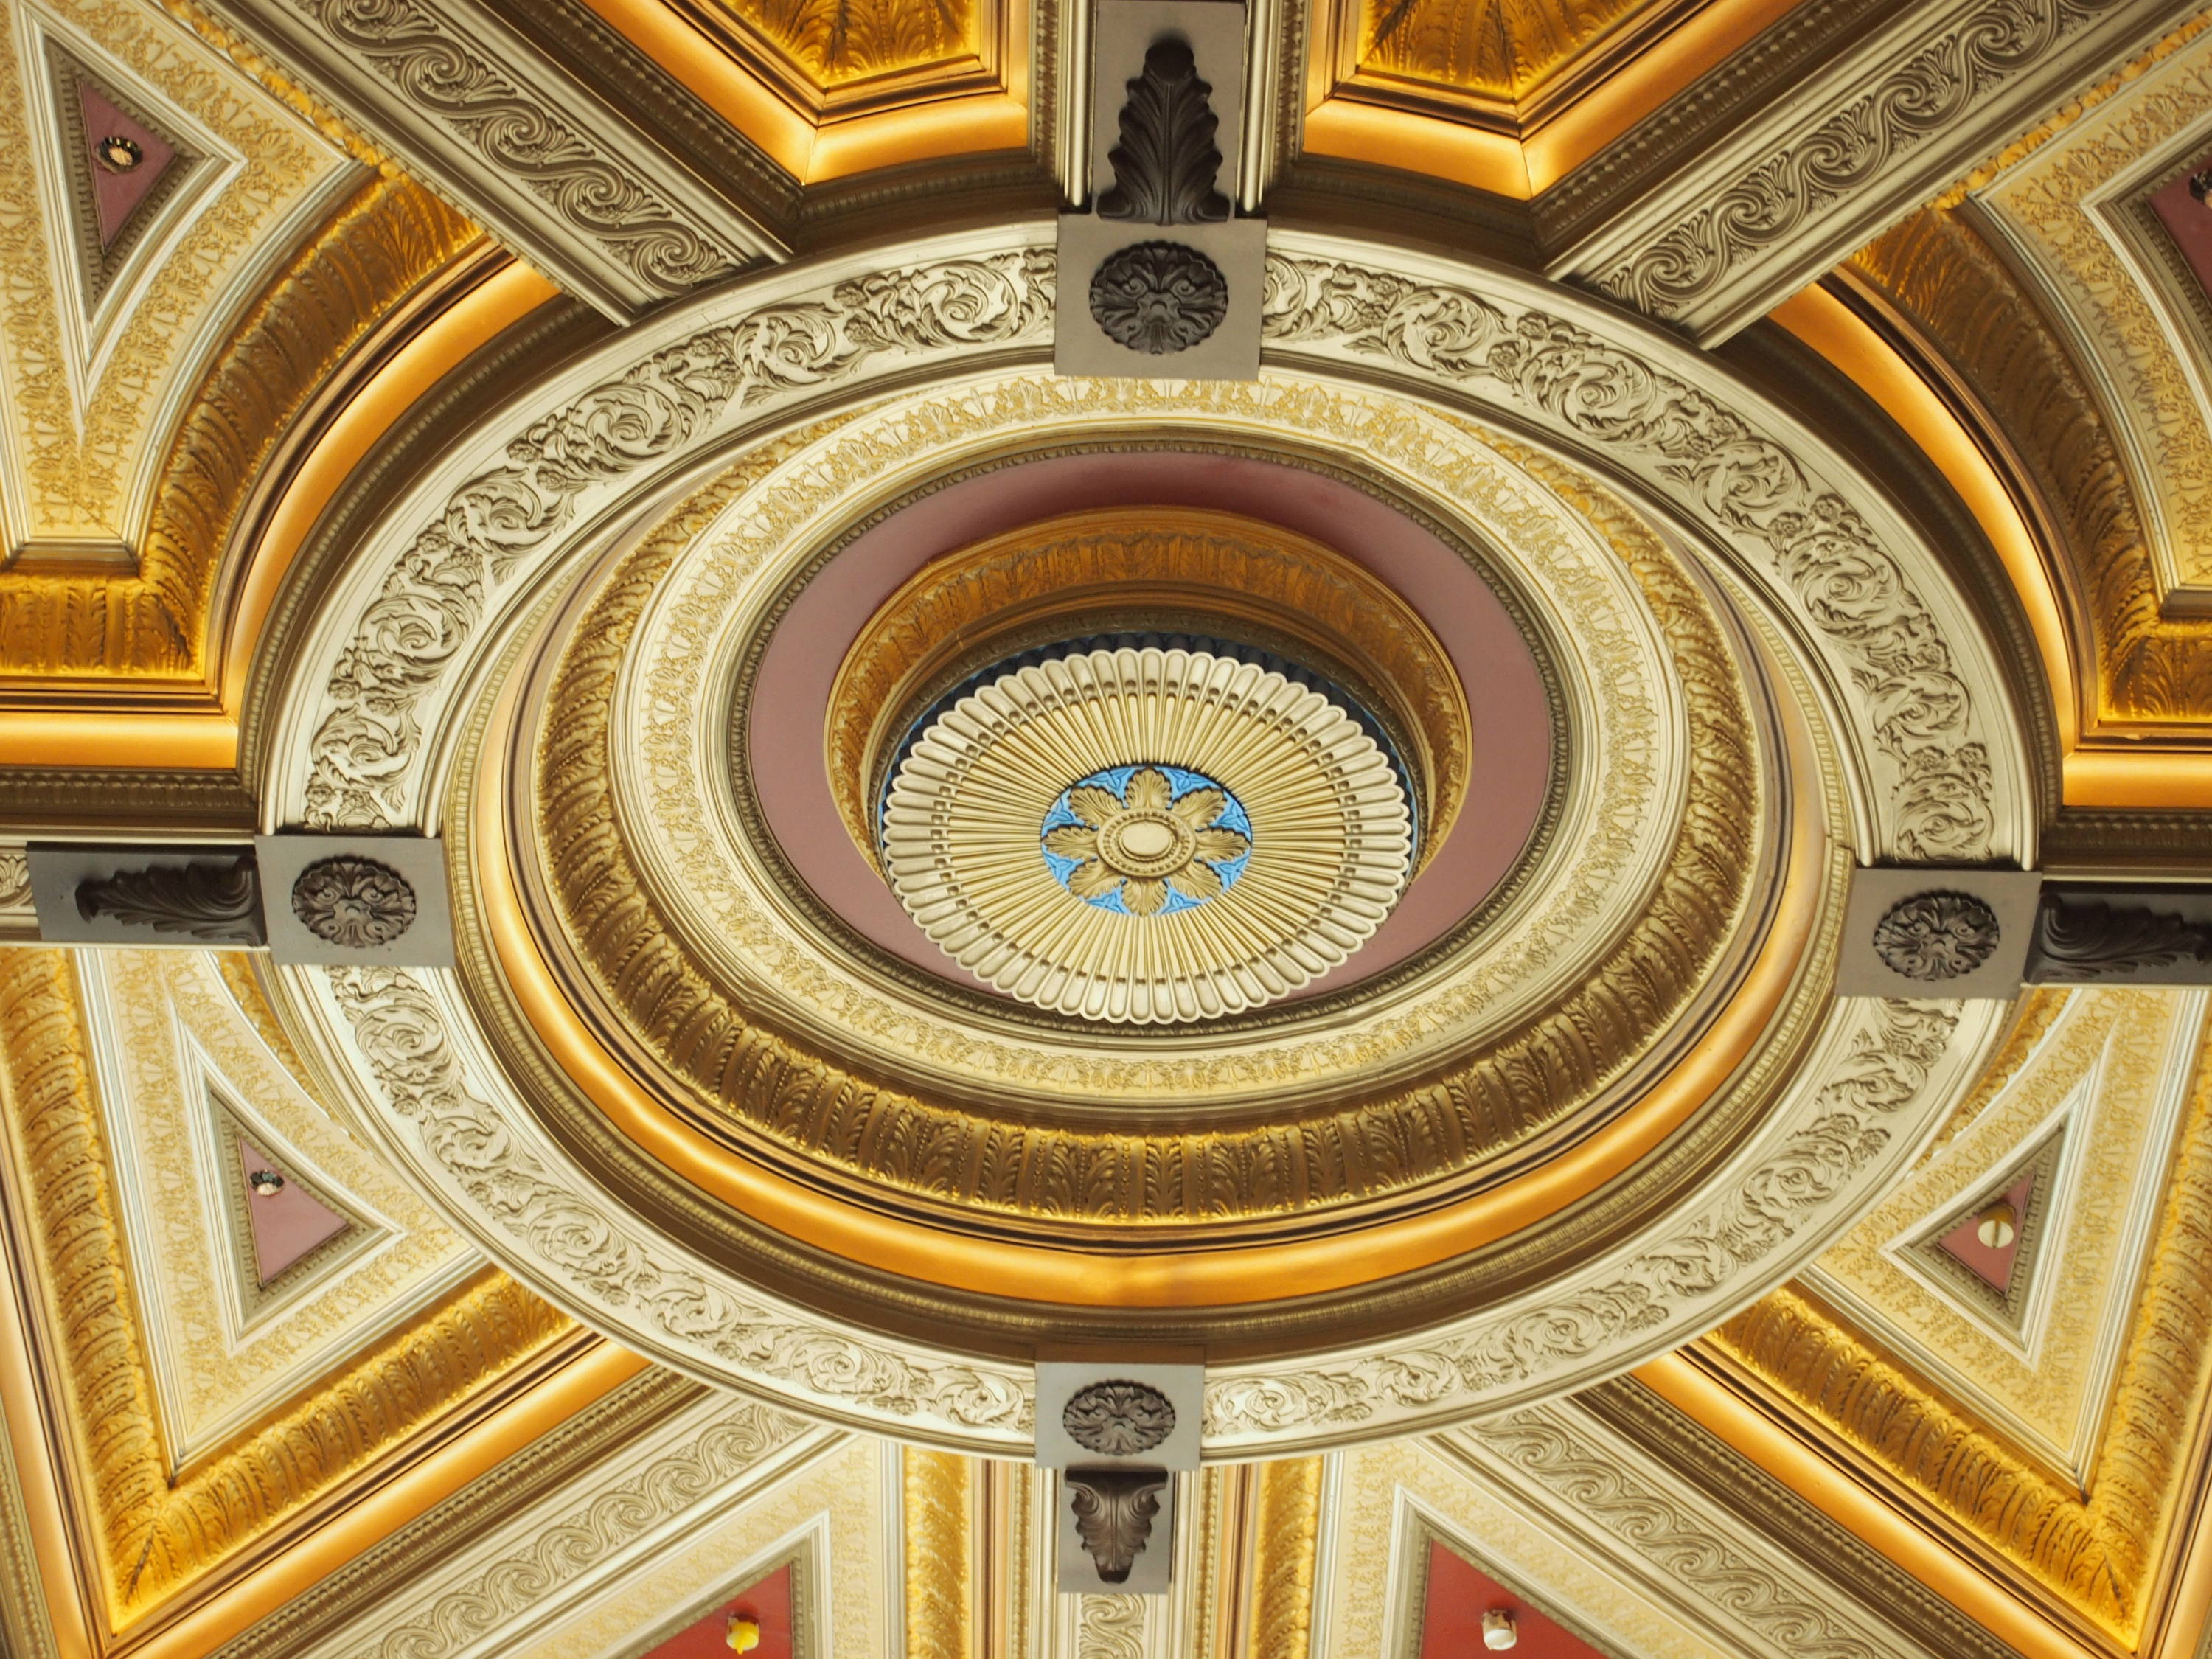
[1056,4,1265,379]
[1065,1468,1171,1586]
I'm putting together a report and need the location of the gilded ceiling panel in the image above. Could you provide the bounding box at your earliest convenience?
[78,950,480,1468]
[1354,0,1657,104]
[669,0,999,116]
[0,0,352,557]
[0,947,571,1630]
[1714,993,2212,1644]
[1802,987,2204,1483]
[1970,21,2212,594]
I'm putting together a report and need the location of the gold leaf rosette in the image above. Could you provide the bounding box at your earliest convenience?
[880,645,1415,1021]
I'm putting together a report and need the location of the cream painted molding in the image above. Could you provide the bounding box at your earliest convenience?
[1805,987,2206,1482]
[267,226,2037,867]
[282,957,2006,1453]
[617,367,1680,1111]
[79,950,477,1467]
[1548,0,2201,345]
[1972,26,2212,594]
[255,1393,844,1659]
[192,0,786,320]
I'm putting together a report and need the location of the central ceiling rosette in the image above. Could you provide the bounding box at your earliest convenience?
[879,644,1415,1021]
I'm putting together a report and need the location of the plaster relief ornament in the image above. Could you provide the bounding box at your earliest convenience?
[291,855,417,947]
[1872,891,2000,982]
[1089,240,1228,353]
[879,645,1413,1022]
[1062,1379,1177,1455]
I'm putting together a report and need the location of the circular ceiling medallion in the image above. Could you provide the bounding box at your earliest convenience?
[880,645,1413,1022]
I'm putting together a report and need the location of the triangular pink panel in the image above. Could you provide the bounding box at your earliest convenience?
[2153,158,2212,306]
[1419,1541,1601,1659]
[637,1563,796,1659]
[76,79,178,251]
[237,1136,349,1286]
[1936,1166,2037,1295]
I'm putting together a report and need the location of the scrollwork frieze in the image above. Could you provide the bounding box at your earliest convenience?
[1259,249,1994,860]
[1202,998,1965,1445]
[303,248,1053,829]
[322,964,1034,1441]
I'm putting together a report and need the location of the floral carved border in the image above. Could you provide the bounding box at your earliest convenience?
[300,247,1054,829]
[1258,248,2000,862]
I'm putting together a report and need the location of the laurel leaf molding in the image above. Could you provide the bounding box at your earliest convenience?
[0,173,476,688]
[543,367,1758,1228]
[1714,1006,2212,1654]
[0,947,571,1627]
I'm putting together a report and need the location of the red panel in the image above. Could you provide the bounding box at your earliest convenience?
[76,80,178,250]
[1935,1167,2036,1294]
[237,1137,349,1284]
[1419,1541,1604,1659]
[635,1564,795,1659]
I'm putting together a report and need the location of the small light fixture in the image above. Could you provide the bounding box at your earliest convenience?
[94,135,141,173]
[1975,1200,2017,1251]
[1482,1607,1518,1650]
[248,1169,284,1198]
[725,1612,760,1652]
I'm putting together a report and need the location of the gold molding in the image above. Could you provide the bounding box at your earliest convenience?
[824,506,1471,877]
[902,1449,972,1659]
[0,175,475,691]
[1708,1004,2212,1646]
[1846,209,2212,737]
[1300,0,1804,196]
[0,947,573,1632]
[574,0,1029,183]
[1245,1458,1322,1659]
[528,406,1770,1239]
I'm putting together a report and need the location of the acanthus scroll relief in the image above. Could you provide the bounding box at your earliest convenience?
[1259,251,1994,861]
[323,965,1033,1441]
[289,0,746,293]
[1589,0,2141,324]
[1203,998,1964,1444]
[303,251,1054,830]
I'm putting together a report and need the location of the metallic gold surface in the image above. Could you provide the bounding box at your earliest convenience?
[1302,0,1803,195]
[0,948,574,1630]
[470,447,1843,1316]
[0,175,470,687]
[1246,1458,1322,1659]
[1711,1015,2212,1647]
[0,259,559,771]
[1847,210,2210,735]
[576,0,1027,182]
[902,1449,971,1659]
[824,507,1470,874]
[1632,1354,2110,1659]
[528,422,1770,1237]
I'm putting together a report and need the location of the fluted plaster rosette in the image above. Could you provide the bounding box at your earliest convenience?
[880,645,1414,1022]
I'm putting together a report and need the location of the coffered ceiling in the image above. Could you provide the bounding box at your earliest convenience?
[3,0,2212,1657]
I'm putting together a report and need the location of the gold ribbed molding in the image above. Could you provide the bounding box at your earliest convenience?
[826,509,1469,874]
[0,175,476,689]
[0,948,570,1630]
[532,375,1761,1227]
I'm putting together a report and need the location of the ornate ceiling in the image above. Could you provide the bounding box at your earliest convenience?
[5,0,2212,1656]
